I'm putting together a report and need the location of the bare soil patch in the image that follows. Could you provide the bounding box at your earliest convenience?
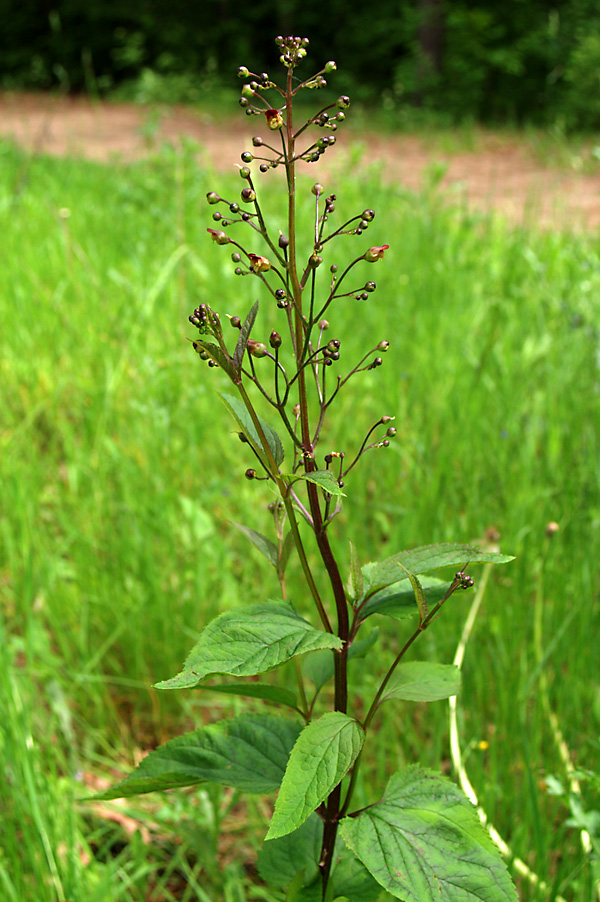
[2,91,600,228]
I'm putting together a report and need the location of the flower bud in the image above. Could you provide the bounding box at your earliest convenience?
[381,415,394,424]
[230,316,242,329]
[242,84,255,99]
[364,281,376,292]
[312,183,324,196]
[362,209,376,222]
[206,192,220,204]
[248,253,271,273]
[248,340,268,358]
[237,66,250,78]
[212,211,222,221]
[275,288,286,299]
[377,340,390,352]
[319,319,329,330]
[265,109,284,130]
[231,252,241,262]
[326,339,340,352]
[252,136,263,147]
[239,97,249,108]
[239,166,251,179]
[337,95,350,108]
[269,330,282,349]
[206,228,230,245]
[279,233,289,249]
[310,253,323,268]
[241,188,256,202]
[259,163,269,172]
[364,245,389,262]
[245,468,257,480]
[386,427,397,437]
[324,60,337,73]
[229,203,240,214]
[241,151,253,163]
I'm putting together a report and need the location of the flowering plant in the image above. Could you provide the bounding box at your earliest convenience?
[97,36,517,902]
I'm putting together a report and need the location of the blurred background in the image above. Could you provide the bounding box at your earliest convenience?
[1,4,600,902]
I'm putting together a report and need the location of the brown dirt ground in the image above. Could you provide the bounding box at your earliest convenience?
[2,91,600,229]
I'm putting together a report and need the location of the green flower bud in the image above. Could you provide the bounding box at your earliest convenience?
[237,66,250,78]
[378,340,390,352]
[312,183,324,196]
[239,166,251,179]
[324,60,337,73]
[241,188,256,202]
[242,84,255,99]
[241,151,253,163]
[206,192,220,204]
[337,95,351,108]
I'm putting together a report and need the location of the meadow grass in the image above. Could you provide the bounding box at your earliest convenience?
[0,135,599,901]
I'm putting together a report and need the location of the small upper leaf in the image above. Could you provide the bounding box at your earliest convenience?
[266,713,365,840]
[233,299,259,377]
[292,470,346,496]
[380,661,461,704]
[340,765,518,902]
[362,543,514,595]
[155,601,343,690]
[90,714,301,800]
[221,392,285,468]
[231,521,278,569]
[361,575,451,621]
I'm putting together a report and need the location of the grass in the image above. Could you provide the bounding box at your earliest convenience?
[0,129,599,901]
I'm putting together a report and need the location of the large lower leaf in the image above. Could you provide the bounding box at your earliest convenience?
[380,661,461,704]
[90,714,301,800]
[266,713,365,840]
[362,543,514,595]
[257,814,322,888]
[155,601,342,690]
[340,765,518,902]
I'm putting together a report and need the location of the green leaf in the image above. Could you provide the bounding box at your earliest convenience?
[266,713,365,840]
[221,392,285,468]
[155,601,343,690]
[332,851,381,902]
[304,629,379,693]
[233,299,259,377]
[90,714,301,800]
[192,338,235,380]
[380,662,461,704]
[257,814,322,888]
[397,561,428,620]
[361,576,451,621]
[278,530,294,580]
[199,681,299,711]
[363,543,514,595]
[292,470,346,496]
[340,765,518,902]
[231,521,278,568]
[348,540,364,601]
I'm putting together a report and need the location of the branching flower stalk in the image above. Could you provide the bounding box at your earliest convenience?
[102,36,518,902]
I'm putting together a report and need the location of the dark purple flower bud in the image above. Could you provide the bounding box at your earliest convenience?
[230,316,242,329]
[362,209,375,222]
[365,281,376,292]
[259,163,268,172]
[337,95,350,108]
[275,288,286,299]
[279,233,289,249]
[269,330,282,349]
[241,151,253,164]
[229,203,240,214]
[245,468,257,480]
[241,188,256,202]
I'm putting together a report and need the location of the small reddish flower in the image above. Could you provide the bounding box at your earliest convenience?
[264,109,284,130]
[207,228,231,245]
[364,245,389,262]
[248,253,271,273]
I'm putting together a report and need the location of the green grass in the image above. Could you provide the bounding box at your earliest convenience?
[1,133,599,900]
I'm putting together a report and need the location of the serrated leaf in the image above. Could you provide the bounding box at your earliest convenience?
[380,662,461,704]
[363,543,514,595]
[257,814,322,888]
[292,470,346,496]
[266,713,365,840]
[231,521,278,568]
[155,601,343,690]
[199,681,299,711]
[233,299,259,376]
[361,576,451,621]
[340,765,518,902]
[332,853,381,902]
[221,392,285,468]
[90,714,301,800]
[304,629,379,693]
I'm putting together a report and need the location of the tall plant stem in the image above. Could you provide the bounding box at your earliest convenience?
[285,67,349,898]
